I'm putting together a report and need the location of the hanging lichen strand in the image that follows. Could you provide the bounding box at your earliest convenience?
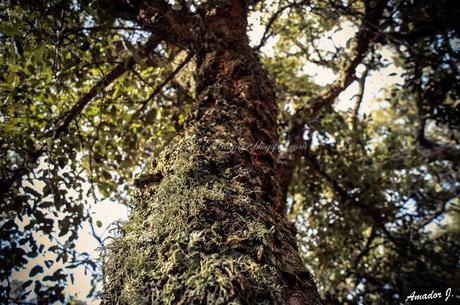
[102,1,321,305]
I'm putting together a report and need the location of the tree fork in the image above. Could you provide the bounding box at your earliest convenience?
[102,0,322,304]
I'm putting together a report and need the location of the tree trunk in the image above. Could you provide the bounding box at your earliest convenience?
[102,1,322,304]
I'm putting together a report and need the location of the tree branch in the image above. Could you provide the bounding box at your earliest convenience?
[50,35,162,139]
[1,35,162,200]
[254,0,311,51]
[417,111,460,166]
[304,150,427,260]
[128,51,194,123]
[101,0,198,50]
[276,0,388,210]
[351,67,369,129]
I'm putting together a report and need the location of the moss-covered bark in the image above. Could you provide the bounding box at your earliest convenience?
[102,1,322,304]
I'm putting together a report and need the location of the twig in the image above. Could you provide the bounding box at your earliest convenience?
[50,35,162,139]
[254,1,311,51]
[128,52,194,123]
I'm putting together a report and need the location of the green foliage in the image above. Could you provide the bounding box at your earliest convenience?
[290,98,460,303]
[260,0,460,303]
[0,0,193,303]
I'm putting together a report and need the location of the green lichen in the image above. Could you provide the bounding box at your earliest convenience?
[102,133,287,305]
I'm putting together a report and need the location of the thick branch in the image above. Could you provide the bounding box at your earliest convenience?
[277,0,388,210]
[417,199,451,230]
[101,0,198,49]
[421,144,460,165]
[52,60,132,138]
[385,143,460,170]
[417,111,460,166]
[2,61,136,198]
[298,0,387,119]
[403,66,460,167]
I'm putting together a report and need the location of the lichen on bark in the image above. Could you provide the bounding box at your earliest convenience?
[103,128,320,304]
[103,135,283,304]
[102,1,322,304]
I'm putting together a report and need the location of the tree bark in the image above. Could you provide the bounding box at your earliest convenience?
[102,1,322,304]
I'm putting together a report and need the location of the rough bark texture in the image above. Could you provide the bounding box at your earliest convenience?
[102,1,322,304]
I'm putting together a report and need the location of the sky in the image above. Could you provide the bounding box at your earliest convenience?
[12,9,405,305]
[12,160,129,304]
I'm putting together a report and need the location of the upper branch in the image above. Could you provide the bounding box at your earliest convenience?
[297,0,388,120]
[254,0,311,51]
[101,0,199,50]
[276,0,389,210]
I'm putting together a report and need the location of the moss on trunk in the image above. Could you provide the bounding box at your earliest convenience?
[102,1,322,304]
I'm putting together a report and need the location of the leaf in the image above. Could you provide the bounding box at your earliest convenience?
[43,275,55,282]
[1,219,16,230]
[48,245,59,252]
[58,157,67,169]
[34,280,42,294]
[79,40,90,51]
[0,25,19,36]
[87,285,96,298]
[101,170,112,180]
[96,220,102,228]
[29,265,44,277]
[67,264,79,269]
[23,186,41,198]
[13,39,23,56]
[45,260,54,268]
[39,200,54,208]
[33,43,47,61]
